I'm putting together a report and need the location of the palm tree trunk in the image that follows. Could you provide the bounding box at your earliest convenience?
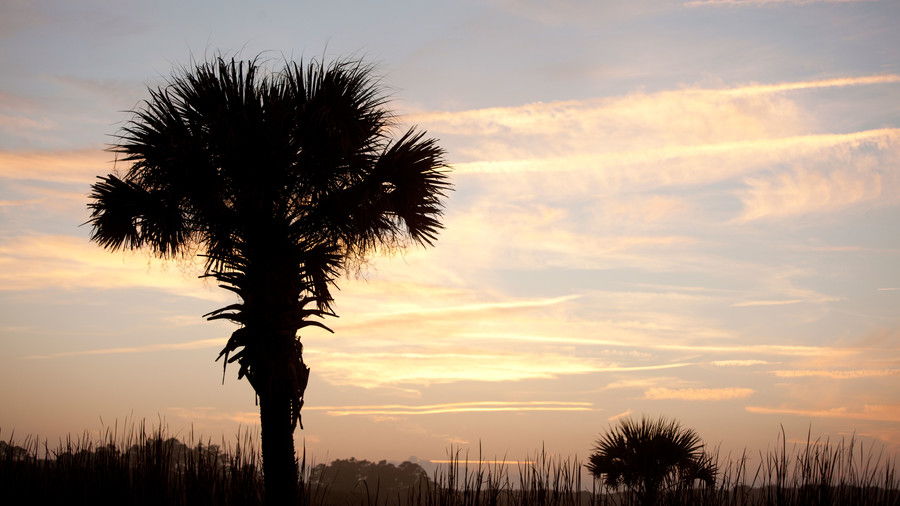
[639,482,660,506]
[259,383,299,505]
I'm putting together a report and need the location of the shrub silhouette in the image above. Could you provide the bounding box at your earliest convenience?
[586,416,716,506]
[87,56,450,504]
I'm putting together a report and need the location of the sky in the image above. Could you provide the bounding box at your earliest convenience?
[1,0,899,467]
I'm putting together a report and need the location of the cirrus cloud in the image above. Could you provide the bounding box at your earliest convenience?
[644,387,755,400]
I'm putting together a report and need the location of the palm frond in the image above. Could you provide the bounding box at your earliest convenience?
[87,175,189,256]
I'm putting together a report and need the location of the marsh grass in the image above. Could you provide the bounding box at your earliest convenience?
[0,420,274,505]
[1,423,896,505]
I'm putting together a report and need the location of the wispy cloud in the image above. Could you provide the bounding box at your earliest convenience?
[306,401,594,416]
[737,165,891,221]
[340,295,581,329]
[308,348,695,388]
[719,75,900,95]
[411,75,896,140]
[24,338,222,359]
[644,387,755,400]
[453,129,900,180]
[746,405,900,423]
[771,369,900,379]
[711,359,772,366]
[602,377,684,391]
[607,408,634,421]
[685,0,876,6]
[0,113,55,133]
[0,148,109,183]
[732,299,808,307]
[167,407,260,425]
[0,234,225,300]
[459,331,858,357]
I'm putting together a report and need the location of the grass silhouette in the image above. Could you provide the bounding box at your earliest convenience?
[1,420,896,505]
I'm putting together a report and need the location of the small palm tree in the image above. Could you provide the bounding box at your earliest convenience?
[87,56,450,504]
[586,416,716,506]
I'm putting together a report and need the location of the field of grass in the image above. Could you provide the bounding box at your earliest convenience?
[1,422,896,505]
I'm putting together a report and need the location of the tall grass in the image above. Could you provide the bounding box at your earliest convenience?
[0,420,271,505]
[1,422,896,505]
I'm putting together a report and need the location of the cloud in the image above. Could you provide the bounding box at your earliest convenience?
[432,202,696,271]
[711,360,772,366]
[771,369,900,379]
[720,75,900,95]
[453,129,899,182]
[15,75,882,189]
[684,0,876,6]
[487,0,664,26]
[339,294,581,329]
[24,338,222,359]
[307,347,694,388]
[607,409,634,421]
[0,234,225,301]
[603,377,683,390]
[306,400,593,416]
[407,76,900,241]
[459,331,857,357]
[412,74,898,142]
[644,387,755,400]
[0,113,55,133]
[731,299,807,307]
[0,184,86,215]
[53,75,144,104]
[0,148,110,183]
[26,312,702,389]
[737,165,891,221]
[167,407,260,425]
[746,405,900,422]
[411,73,897,165]
[588,194,690,227]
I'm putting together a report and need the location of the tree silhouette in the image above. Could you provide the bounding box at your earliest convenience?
[309,458,430,505]
[87,56,450,504]
[586,416,716,506]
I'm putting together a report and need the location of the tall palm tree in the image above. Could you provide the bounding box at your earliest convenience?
[87,56,450,504]
[586,416,716,506]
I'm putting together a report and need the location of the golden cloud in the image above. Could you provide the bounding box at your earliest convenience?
[607,408,634,421]
[644,387,755,401]
[0,234,224,300]
[457,331,856,358]
[0,148,110,183]
[746,405,900,423]
[338,294,581,330]
[711,360,772,367]
[24,338,222,359]
[306,400,593,416]
[771,369,900,379]
[167,407,260,426]
[306,347,694,388]
[738,164,892,221]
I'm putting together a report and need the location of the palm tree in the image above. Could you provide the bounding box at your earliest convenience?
[586,416,716,506]
[87,56,450,504]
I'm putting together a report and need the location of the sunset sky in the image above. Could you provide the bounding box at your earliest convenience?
[1,0,899,466]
